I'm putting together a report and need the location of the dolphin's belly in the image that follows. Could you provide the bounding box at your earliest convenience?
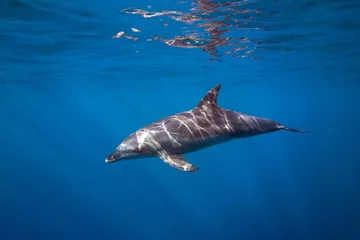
[161,135,234,154]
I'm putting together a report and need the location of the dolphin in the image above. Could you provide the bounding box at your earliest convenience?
[106,85,308,172]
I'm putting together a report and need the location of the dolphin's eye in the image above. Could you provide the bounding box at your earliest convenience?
[134,147,141,152]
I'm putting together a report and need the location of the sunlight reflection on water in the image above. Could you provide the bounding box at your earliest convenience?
[113,0,287,61]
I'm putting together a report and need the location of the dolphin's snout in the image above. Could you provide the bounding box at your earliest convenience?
[105,152,122,163]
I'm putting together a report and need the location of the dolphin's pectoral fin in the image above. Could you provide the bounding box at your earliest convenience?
[158,153,199,172]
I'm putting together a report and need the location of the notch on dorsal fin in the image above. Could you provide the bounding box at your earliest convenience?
[196,84,221,109]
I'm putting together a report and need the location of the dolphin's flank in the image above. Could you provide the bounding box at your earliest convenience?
[106,84,308,172]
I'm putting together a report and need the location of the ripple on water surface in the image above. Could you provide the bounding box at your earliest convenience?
[112,0,290,61]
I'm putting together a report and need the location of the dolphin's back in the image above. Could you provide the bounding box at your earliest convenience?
[221,109,281,137]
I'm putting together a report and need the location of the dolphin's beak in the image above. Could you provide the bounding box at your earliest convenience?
[105,152,122,163]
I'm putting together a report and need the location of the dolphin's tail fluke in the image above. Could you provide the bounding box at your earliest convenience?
[279,125,309,133]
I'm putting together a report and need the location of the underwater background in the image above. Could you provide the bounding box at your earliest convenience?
[1,0,360,239]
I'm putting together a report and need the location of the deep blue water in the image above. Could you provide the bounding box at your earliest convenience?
[1,0,360,239]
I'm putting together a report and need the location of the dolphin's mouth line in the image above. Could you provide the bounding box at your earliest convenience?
[105,152,123,163]
[105,158,117,163]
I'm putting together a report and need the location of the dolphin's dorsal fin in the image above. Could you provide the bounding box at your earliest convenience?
[196,84,221,110]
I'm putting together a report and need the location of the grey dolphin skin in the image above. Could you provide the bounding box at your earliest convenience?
[106,85,308,172]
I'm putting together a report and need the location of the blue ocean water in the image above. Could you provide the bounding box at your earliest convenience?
[1,0,360,239]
